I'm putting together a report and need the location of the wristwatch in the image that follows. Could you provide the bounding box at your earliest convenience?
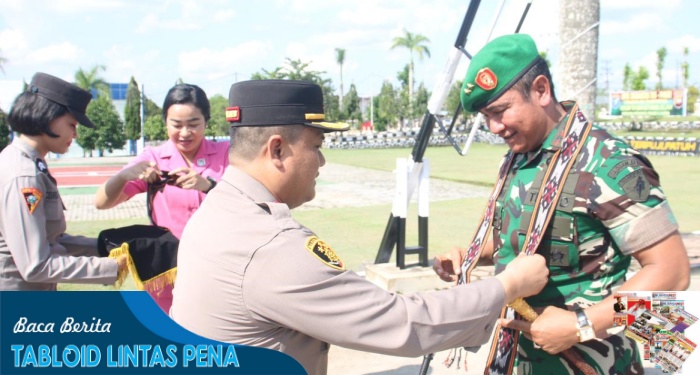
[574,305,596,342]
[204,176,217,194]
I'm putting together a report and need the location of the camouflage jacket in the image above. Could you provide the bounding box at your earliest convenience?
[491,102,678,374]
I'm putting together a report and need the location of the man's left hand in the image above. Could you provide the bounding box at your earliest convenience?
[498,306,581,354]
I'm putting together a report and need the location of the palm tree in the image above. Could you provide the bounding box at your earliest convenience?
[74,65,110,96]
[558,0,599,119]
[335,48,346,111]
[391,29,431,109]
[0,48,7,74]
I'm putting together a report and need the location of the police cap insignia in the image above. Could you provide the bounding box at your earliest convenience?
[21,188,43,214]
[305,236,345,270]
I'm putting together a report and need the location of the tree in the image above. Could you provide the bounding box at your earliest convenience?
[558,0,599,119]
[0,108,9,151]
[143,114,167,142]
[376,80,399,130]
[681,47,690,88]
[411,83,430,121]
[0,48,7,74]
[655,47,667,90]
[207,94,229,137]
[251,58,339,122]
[124,76,141,155]
[391,29,431,112]
[632,66,650,90]
[335,48,346,111]
[343,84,361,128]
[144,96,162,118]
[688,86,698,114]
[74,65,110,96]
[445,80,463,116]
[82,94,126,156]
[623,63,633,91]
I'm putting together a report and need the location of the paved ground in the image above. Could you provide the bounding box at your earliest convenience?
[53,156,700,374]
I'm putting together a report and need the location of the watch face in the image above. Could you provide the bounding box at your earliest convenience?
[579,326,596,342]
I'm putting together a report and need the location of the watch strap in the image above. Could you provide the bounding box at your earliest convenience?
[574,306,590,328]
[204,176,217,193]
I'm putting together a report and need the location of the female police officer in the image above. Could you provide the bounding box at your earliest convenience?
[0,72,126,290]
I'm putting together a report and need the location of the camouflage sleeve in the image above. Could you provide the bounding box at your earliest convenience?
[587,140,678,255]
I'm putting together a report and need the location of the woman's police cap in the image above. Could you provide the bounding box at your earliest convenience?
[29,72,96,128]
[226,80,349,132]
[460,34,543,113]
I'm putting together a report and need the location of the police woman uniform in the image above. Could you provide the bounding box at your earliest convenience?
[0,72,125,290]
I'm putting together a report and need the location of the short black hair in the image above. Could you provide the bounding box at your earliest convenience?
[162,84,210,121]
[7,91,67,138]
[511,58,557,103]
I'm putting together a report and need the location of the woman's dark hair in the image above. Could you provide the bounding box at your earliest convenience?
[512,58,557,103]
[7,92,68,138]
[162,84,210,121]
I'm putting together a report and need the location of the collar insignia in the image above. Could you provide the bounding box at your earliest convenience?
[35,159,48,174]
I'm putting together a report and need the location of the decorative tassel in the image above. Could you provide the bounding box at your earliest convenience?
[107,243,177,292]
[141,268,178,293]
[108,243,133,288]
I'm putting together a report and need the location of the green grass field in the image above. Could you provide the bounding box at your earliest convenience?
[59,143,699,290]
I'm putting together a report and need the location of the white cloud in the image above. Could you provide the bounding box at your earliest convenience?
[0,28,29,59]
[601,12,665,35]
[667,35,700,54]
[602,0,683,10]
[178,40,272,80]
[25,42,85,64]
[213,9,235,22]
[43,0,126,13]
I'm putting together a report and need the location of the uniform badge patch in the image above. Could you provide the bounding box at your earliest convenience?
[35,159,48,174]
[619,169,650,202]
[305,236,345,271]
[549,247,569,267]
[475,68,497,90]
[21,188,43,214]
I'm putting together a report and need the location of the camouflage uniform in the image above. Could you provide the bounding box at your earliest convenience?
[492,102,678,374]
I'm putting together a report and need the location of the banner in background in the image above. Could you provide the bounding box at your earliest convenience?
[610,89,688,117]
[626,137,699,156]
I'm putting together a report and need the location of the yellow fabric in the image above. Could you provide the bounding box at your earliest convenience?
[107,243,177,293]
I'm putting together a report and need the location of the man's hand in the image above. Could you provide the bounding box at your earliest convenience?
[432,247,466,282]
[498,306,580,354]
[495,253,549,302]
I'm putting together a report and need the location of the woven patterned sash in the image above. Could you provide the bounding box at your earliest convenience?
[458,102,592,375]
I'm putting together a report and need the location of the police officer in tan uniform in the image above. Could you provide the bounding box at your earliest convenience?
[171,80,549,375]
[0,72,126,291]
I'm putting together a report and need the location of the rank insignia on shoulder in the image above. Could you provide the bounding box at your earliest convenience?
[21,188,43,214]
[35,159,48,174]
[305,236,345,271]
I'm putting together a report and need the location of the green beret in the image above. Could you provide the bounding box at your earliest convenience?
[460,34,542,113]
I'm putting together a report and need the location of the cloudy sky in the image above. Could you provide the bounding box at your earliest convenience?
[1,0,699,111]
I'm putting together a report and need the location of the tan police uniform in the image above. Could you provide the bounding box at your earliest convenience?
[0,137,118,290]
[172,166,507,375]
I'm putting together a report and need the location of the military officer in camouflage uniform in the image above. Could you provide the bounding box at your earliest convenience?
[0,72,127,290]
[172,80,550,375]
[434,34,690,374]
